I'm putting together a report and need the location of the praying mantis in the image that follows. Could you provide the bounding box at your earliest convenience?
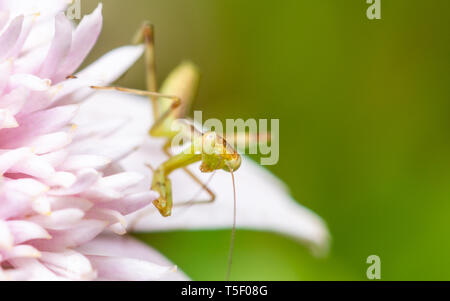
[92,22,266,279]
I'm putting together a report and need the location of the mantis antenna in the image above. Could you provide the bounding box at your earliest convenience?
[226,167,237,281]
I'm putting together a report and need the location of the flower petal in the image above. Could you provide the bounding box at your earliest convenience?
[78,234,188,280]
[38,12,72,80]
[7,220,51,244]
[76,44,144,85]
[0,220,14,250]
[0,15,23,60]
[55,4,103,81]
[7,258,64,281]
[31,219,107,251]
[2,245,41,260]
[0,11,10,32]
[40,250,97,280]
[0,105,79,148]
[9,74,51,91]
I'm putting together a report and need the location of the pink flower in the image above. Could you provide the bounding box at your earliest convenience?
[0,1,329,281]
[0,1,182,280]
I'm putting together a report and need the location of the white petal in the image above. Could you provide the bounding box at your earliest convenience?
[7,220,51,244]
[28,209,85,230]
[0,220,14,250]
[7,258,66,281]
[32,219,107,251]
[31,195,52,215]
[49,168,99,196]
[28,131,72,154]
[0,148,31,175]
[99,172,144,191]
[87,255,174,281]
[60,154,111,171]
[0,11,10,32]
[0,109,18,128]
[80,92,330,252]
[40,250,97,280]
[2,245,41,260]
[9,73,51,91]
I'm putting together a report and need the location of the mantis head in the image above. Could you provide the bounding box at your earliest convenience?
[200,131,242,173]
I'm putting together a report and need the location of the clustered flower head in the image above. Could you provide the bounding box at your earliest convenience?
[0,1,179,280]
[0,0,330,281]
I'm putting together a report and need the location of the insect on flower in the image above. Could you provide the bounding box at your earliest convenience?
[92,23,269,280]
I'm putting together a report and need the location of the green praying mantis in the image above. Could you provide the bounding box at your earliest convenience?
[92,23,268,279]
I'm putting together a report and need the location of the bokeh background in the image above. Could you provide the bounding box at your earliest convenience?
[81,0,450,280]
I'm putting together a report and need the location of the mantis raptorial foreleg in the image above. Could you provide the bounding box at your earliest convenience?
[90,84,218,207]
[162,142,217,206]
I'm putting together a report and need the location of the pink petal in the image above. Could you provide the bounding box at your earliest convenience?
[98,191,158,215]
[55,4,103,81]
[0,105,78,148]
[31,219,107,251]
[7,220,51,244]
[86,209,127,235]
[0,220,14,249]
[9,153,56,179]
[7,13,35,58]
[0,59,13,94]
[2,0,68,20]
[0,15,23,60]
[100,172,144,191]
[0,108,18,128]
[87,255,175,281]
[70,136,142,163]
[7,258,64,280]
[47,196,93,212]
[49,168,100,196]
[60,154,111,171]
[1,245,41,260]
[38,13,72,80]
[0,179,49,219]
[0,87,29,114]
[28,131,72,154]
[0,148,31,175]
[76,45,144,85]
[40,250,97,280]
[39,149,69,168]
[9,74,51,91]
[0,11,9,32]
[31,196,51,215]
[28,209,85,230]
[78,234,189,280]
[44,171,77,188]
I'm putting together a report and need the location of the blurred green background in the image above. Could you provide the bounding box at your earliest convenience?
[81,0,450,280]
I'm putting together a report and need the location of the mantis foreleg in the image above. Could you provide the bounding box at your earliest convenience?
[162,142,216,206]
[151,151,202,217]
